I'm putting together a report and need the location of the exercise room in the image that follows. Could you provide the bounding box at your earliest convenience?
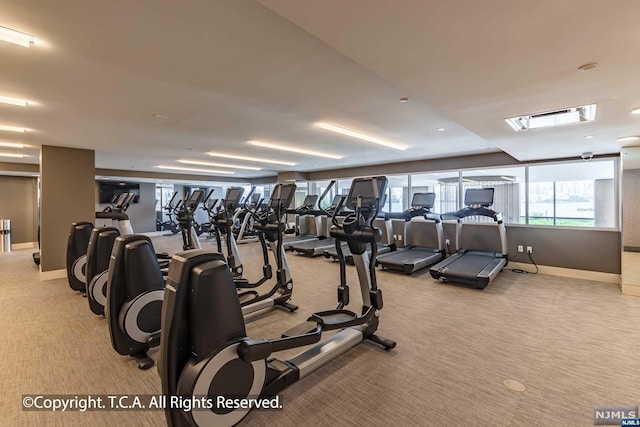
[1,1,640,426]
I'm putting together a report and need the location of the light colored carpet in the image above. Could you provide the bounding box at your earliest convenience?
[1,235,639,426]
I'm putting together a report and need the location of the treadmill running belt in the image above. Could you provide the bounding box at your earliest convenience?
[439,253,496,280]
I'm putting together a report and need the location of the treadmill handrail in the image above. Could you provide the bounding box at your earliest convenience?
[446,206,502,222]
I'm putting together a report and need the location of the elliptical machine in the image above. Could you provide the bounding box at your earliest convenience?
[158,176,396,426]
[67,192,135,293]
[175,190,206,251]
[84,190,204,317]
[157,191,181,234]
[212,185,298,316]
[104,189,206,369]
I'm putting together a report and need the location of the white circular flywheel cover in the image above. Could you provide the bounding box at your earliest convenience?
[191,342,266,426]
[72,255,87,283]
[90,272,109,307]
[123,290,164,343]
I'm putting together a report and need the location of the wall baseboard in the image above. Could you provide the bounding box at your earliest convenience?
[11,242,38,250]
[621,284,640,297]
[508,262,620,285]
[40,268,66,281]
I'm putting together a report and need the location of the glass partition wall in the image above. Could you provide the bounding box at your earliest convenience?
[461,167,525,224]
[302,156,619,230]
[411,171,459,215]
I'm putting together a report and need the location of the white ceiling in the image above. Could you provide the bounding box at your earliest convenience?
[1,0,638,180]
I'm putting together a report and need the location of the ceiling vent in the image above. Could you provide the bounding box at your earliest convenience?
[505,104,596,132]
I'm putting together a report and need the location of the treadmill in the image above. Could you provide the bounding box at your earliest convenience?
[429,188,508,289]
[288,194,348,256]
[281,194,322,248]
[375,193,446,274]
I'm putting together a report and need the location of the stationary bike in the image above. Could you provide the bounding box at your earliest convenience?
[158,176,396,426]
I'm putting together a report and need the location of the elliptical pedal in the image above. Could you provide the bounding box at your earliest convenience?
[281,321,319,338]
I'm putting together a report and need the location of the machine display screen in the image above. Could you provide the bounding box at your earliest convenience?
[269,183,296,209]
[346,176,388,210]
[330,195,343,207]
[302,195,318,207]
[412,193,435,209]
[465,188,494,206]
[185,190,204,209]
[225,187,244,207]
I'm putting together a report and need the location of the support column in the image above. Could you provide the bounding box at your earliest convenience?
[40,146,95,277]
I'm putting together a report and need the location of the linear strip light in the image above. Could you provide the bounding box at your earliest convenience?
[0,141,24,148]
[156,165,235,175]
[0,95,29,107]
[630,107,640,115]
[207,151,295,166]
[0,25,34,48]
[0,152,25,158]
[500,176,516,181]
[178,159,262,171]
[249,140,343,159]
[316,122,408,150]
[617,136,640,142]
[0,124,26,133]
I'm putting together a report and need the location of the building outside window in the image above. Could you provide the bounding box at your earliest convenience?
[528,159,616,227]
[461,167,525,224]
[385,175,408,213]
[411,171,459,214]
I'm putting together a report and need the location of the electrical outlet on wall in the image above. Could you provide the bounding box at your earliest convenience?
[517,245,524,253]
[445,239,450,245]
[527,246,533,253]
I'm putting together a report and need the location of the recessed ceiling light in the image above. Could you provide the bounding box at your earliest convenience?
[505,104,597,132]
[399,97,409,103]
[0,95,29,107]
[249,140,343,159]
[0,124,26,133]
[0,152,25,158]
[577,62,598,72]
[0,25,34,48]
[630,107,640,115]
[583,135,594,139]
[316,122,408,150]
[437,127,446,132]
[616,136,640,142]
[156,165,235,175]
[177,159,262,171]
[0,141,25,148]
[207,151,295,166]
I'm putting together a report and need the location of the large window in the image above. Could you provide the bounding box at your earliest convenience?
[461,167,525,224]
[411,171,459,214]
[309,180,335,210]
[336,178,353,200]
[385,175,408,213]
[155,184,175,222]
[302,156,618,230]
[528,160,616,227]
[293,181,308,208]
